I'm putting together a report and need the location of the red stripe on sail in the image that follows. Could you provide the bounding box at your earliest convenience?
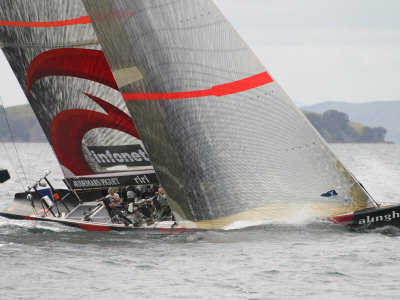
[0,16,90,27]
[122,72,273,100]
[27,48,118,94]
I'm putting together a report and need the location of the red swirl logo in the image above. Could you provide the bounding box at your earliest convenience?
[27,48,140,175]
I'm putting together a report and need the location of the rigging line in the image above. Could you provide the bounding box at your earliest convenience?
[351,173,379,208]
[0,126,26,190]
[0,97,29,186]
[26,105,31,182]
[0,135,25,190]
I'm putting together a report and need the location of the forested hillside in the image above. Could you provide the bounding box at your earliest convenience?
[0,104,46,142]
[0,104,388,144]
[302,100,400,143]
[304,110,387,143]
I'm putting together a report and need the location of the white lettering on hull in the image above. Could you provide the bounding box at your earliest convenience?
[358,210,400,225]
[133,175,151,184]
[72,177,121,188]
[90,148,150,165]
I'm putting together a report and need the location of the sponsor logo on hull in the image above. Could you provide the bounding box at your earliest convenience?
[71,177,122,188]
[66,173,159,189]
[358,210,400,225]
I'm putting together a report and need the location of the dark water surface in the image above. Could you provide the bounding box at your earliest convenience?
[1,143,400,299]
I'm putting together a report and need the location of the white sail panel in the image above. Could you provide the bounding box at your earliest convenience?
[82,0,377,227]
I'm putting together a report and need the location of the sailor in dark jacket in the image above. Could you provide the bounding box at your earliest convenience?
[126,185,141,202]
[154,187,171,220]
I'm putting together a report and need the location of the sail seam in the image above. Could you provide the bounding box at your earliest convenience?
[0,40,99,49]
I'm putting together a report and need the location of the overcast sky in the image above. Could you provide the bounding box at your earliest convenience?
[1,0,400,107]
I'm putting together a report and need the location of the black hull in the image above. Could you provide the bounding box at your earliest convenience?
[330,204,400,230]
[0,169,10,183]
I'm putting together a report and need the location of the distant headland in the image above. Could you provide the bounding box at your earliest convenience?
[0,103,390,144]
[0,104,46,142]
[302,100,400,143]
[303,110,388,143]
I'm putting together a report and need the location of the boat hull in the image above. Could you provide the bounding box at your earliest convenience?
[6,191,399,232]
[0,169,10,183]
[0,211,198,233]
[0,190,198,233]
[329,204,400,230]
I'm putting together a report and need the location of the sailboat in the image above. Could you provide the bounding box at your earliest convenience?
[0,0,398,231]
[0,0,194,232]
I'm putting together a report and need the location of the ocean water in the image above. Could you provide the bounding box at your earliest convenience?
[1,143,400,299]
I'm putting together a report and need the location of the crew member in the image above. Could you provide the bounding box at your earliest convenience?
[133,209,146,227]
[154,187,172,220]
[100,188,121,209]
[126,185,141,202]
[97,188,131,225]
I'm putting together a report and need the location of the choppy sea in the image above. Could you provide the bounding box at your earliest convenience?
[1,143,400,300]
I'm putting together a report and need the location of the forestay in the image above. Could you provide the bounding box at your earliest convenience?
[0,0,157,189]
[82,0,377,228]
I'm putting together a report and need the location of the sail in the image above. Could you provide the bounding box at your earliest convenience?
[0,0,157,189]
[81,0,377,228]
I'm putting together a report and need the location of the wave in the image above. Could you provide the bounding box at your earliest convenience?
[0,216,79,233]
[222,208,320,230]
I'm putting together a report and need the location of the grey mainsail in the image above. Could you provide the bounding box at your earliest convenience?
[0,0,157,189]
[82,0,376,228]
